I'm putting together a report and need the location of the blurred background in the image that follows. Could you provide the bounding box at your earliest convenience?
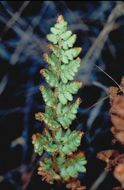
[0,1,124,190]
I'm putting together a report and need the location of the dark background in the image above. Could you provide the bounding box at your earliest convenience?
[0,1,124,190]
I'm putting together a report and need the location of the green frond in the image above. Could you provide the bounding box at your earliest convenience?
[58,81,82,104]
[41,69,59,87]
[57,98,81,128]
[44,143,58,153]
[58,152,87,179]
[35,108,60,130]
[32,15,86,184]
[44,53,59,67]
[60,58,81,83]
[43,107,61,130]
[39,86,56,107]
[61,34,77,50]
[60,129,83,155]
[54,17,67,29]
[32,133,47,155]
[60,30,72,40]
[55,128,63,142]
[62,48,82,64]
[38,158,61,184]
[47,34,58,44]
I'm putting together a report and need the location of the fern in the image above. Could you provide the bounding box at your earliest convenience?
[32,15,87,185]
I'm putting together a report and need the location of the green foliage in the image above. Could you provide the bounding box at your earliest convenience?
[39,86,55,107]
[44,107,60,130]
[38,158,61,184]
[57,99,81,128]
[62,48,82,64]
[58,85,80,104]
[61,34,76,50]
[58,81,82,104]
[60,81,82,95]
[32,133,47,155]
[41,69,59,87]
[32,15,87,184]
[58,152,87,179]
[55,128,62,142]
[32,130,59,155]
[35,107,60,130]
[40,158,53,172]
[60,30,72,40]
[44,53,59,70]
[60,129,83,155]
[60,58,81,83]
[47,34,58,44]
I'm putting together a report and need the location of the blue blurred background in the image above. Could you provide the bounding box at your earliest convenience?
[0,1,124,190]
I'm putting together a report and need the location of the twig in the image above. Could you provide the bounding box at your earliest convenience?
[90,170,109,190]
[77,2,124,82]
[0,1,30,37]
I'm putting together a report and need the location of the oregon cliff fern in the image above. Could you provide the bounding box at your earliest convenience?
[32,15,87,185]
